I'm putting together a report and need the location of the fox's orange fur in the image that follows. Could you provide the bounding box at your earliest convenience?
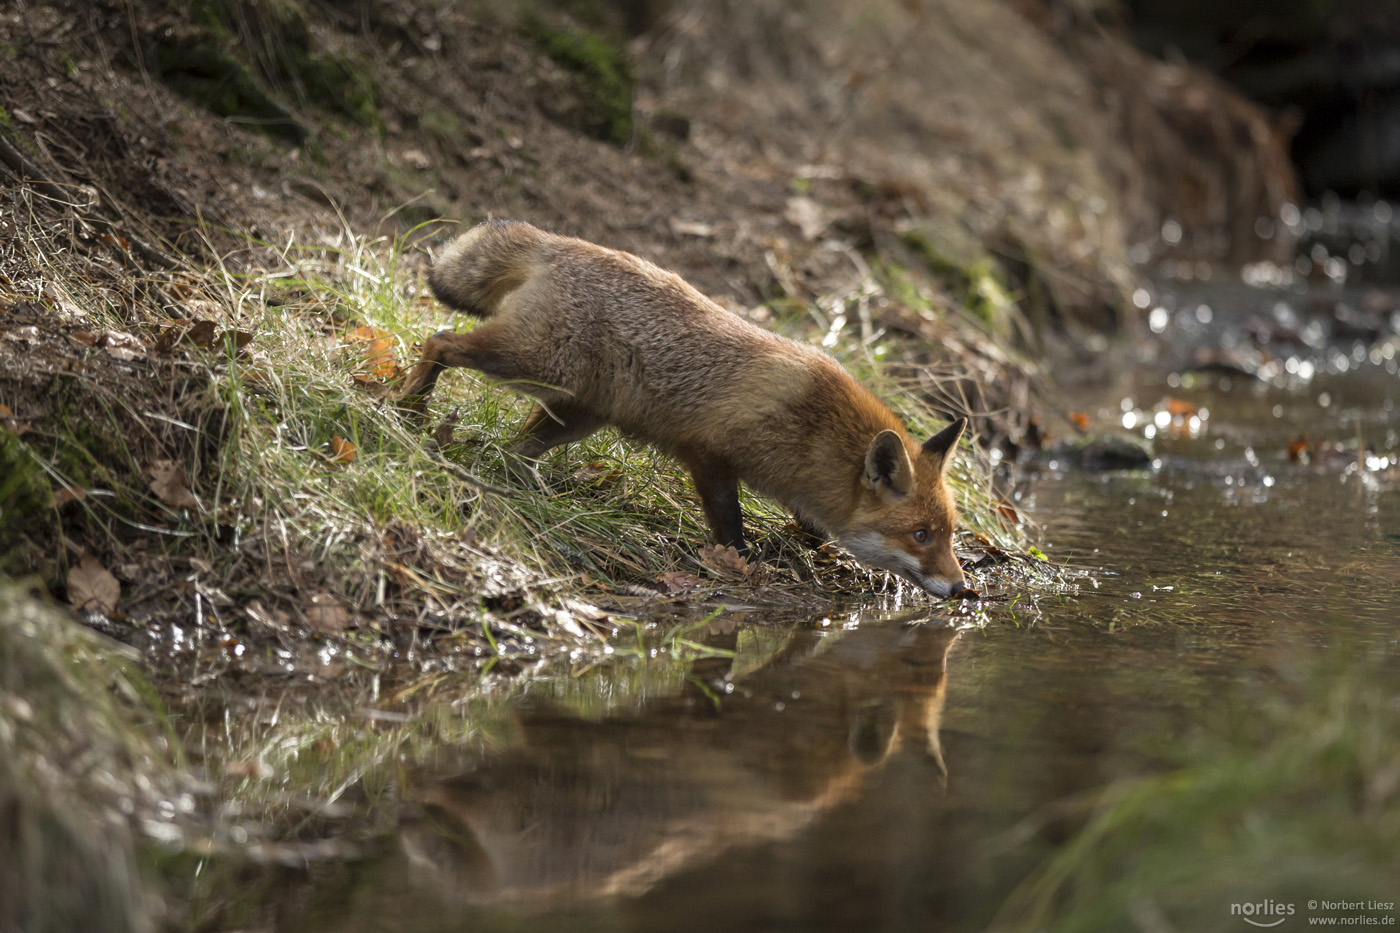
[398,220,970,597]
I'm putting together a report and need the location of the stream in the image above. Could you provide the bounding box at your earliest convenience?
[191,246,1400,932]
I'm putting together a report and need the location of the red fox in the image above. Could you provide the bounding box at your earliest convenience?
[398,220,972,598]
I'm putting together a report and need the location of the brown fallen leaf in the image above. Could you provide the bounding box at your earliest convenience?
[656,571,703,593]
[1165,397,1198,418]
[156,321,254,356]
[68,553,120,614]
[153,320,190,353]
[346,325,401,384]
[0,406,31,435]
[329,434,357,464]
[698,543,751,576]
[227,330,254,357]
[53,484,87,508]
[98,231,131,254]
[146,459,199,509]
[183,319,219,348]
[305,592,349,633]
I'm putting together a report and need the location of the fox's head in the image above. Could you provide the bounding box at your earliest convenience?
[837,418,972,599]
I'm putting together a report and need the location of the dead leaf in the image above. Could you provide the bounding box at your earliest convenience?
[228,330,254,356]
[183,319,219,347]
[329,435,357,464]
[146,460,199,508]
[1165,397,1198,417]
[656,571,703,593]
[98,232,131,253]
[154,321,190,353]
[306,592,349,632]
[346,325,400,384]
[698,544,751,576]
[53,484,87,508]
[69,330,98,347]
[0,403,32,438]
[68,553,120,614]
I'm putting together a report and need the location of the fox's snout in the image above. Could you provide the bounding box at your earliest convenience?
[895,553,972,601]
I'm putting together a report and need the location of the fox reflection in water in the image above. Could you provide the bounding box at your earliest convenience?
[398,616,960,906]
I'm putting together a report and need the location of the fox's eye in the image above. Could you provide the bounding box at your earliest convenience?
[911,528,930,544]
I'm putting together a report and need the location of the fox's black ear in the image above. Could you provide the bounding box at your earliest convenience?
[922,418,967,471]
[865,429,914,498]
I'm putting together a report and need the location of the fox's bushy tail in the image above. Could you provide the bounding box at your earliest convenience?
[428,219,542,316]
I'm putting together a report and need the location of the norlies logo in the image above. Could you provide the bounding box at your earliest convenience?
[1232,900,1296,927]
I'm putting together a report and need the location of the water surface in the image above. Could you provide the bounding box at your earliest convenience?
[188,282,1400,932]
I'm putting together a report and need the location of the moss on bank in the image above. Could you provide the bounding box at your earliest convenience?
[138,0,380,146]
[0,432,52,575]
[522,18,635,146]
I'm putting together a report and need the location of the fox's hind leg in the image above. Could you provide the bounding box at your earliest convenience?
[514,403,604,459]
[396,325,531,410]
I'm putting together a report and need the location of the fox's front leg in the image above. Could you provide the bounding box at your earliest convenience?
[684,454,747,555]
[514,402,605,459]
